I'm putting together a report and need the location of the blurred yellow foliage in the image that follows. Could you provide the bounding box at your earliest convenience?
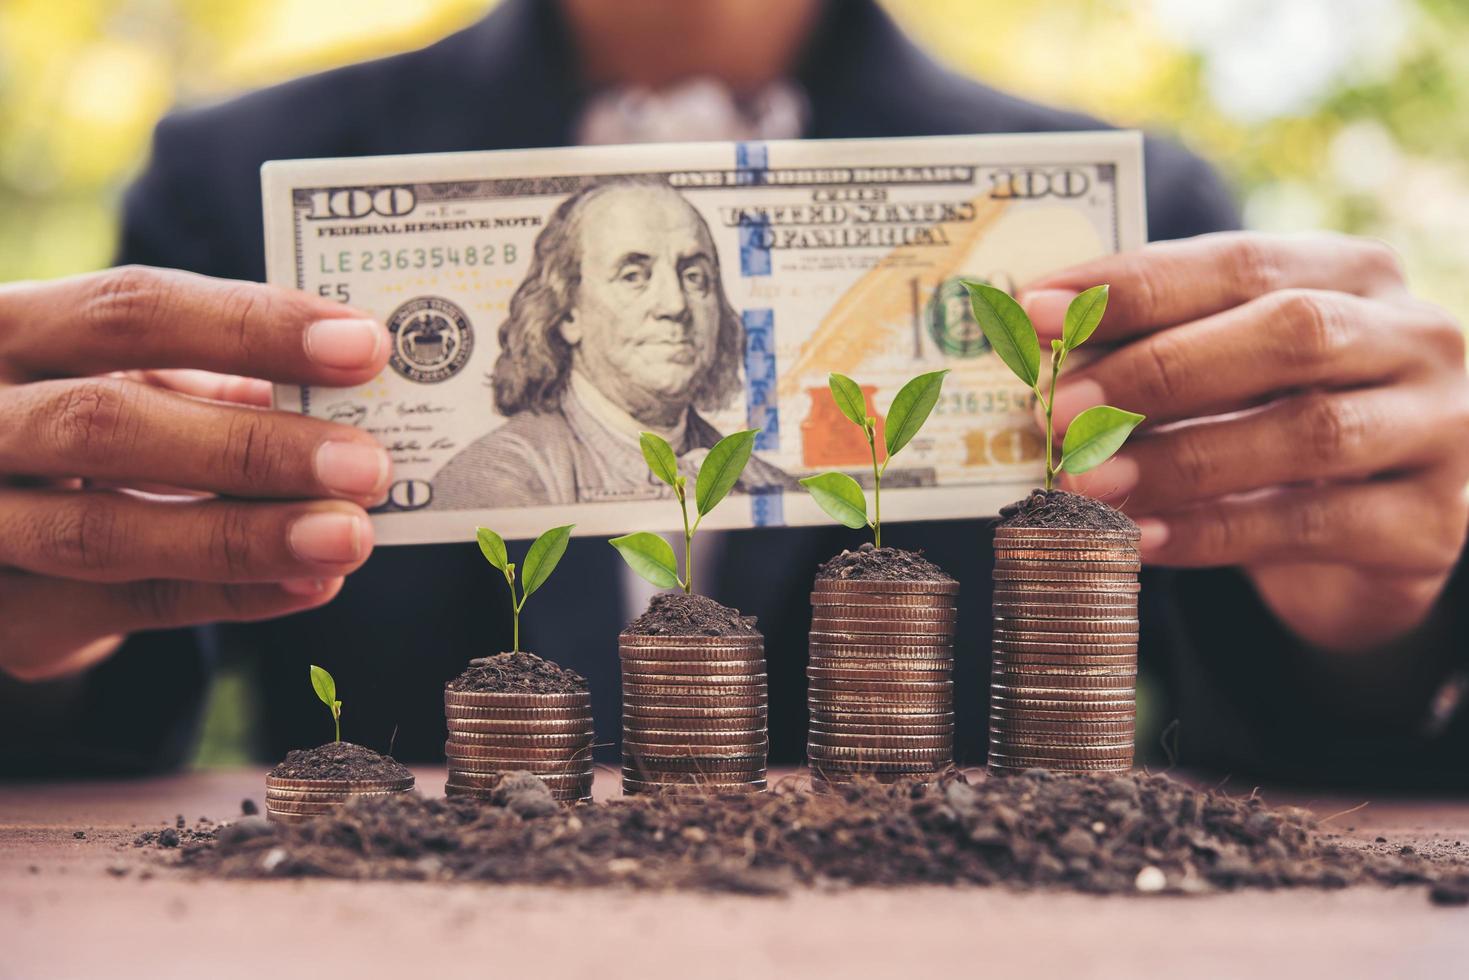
[1,0,1466,325]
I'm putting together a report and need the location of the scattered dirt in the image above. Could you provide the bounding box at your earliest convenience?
[241,799,258,816]
[182,770,1467,903]
[815,543,954,582]
[267,742,412,782]
[997,489,1137,532]
[623,592,759,637]
[447,651,588,694]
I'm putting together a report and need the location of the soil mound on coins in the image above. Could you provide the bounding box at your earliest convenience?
[448,651,588,694]
[816,543,954,582]
[998,489,1137,532]
[624,592,759,637]
[184,770,1467,902]
[267,742,410,782]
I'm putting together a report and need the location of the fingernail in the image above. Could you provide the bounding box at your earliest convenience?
[288,513,369,564]
[1019,289,1076,337]
[305,318,385,369]
[315,441,390,496]
[1066,454,1139,501]
[1137,518,1169,555]
[280,578,327,596]
[1052,379,1106,429]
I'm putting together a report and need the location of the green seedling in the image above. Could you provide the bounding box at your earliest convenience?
[799,370,949,548]
[310,664,342,743]
[476,524,575,653]
[610,429,760,593]
[961,281,1143,490]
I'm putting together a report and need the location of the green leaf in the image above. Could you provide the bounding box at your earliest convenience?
[476,527,508,572]
[609,532,681,589]
[521,524,574,599]
[309,664,335,709]
[961,280,1040,388]
[1062,284,1109,351]
[695,429,758,516]
[799,472,868,529]
[638,432,679,488]
[883,370,949,458]
[1059,405,1145,475]
[827,373,868,428]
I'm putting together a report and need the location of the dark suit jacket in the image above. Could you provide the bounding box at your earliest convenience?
[5,0,1465,786]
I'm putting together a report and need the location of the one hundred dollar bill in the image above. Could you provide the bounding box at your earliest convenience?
[262,132,1145,544]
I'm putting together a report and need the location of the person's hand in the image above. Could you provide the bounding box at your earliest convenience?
[1020,232,1469,653]
[0,266,392,681]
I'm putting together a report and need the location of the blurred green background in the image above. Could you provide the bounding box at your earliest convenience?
[2,0,1466,765]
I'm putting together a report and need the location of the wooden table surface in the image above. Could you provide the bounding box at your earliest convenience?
[2,768,1467,980]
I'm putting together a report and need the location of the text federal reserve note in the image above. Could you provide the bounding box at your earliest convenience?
[263,132,1145,544]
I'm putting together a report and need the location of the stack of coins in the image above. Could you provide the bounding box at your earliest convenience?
[807,577,960,788]
[444,689,594,803]
[263,773,414,824]
[989,525,1141,774]
[620,633,768,795]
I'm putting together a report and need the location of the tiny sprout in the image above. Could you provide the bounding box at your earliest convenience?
[961,281,1143,490]
[309,664,341,743]
[610,429,759,594]
[476,524,575,653]
[799,370,949,548]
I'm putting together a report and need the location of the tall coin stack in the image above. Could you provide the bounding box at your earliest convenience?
[807,577,960,788]
[264,773,414,824]
[444,689,595,803]
[989,525,1141,773]
[620,633,769,795]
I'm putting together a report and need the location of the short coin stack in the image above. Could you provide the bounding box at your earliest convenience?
[264,773,414,824]
[444,689,595,803]
[807,577,960,788]
[989,525,1141,774]
[620,633,769,795]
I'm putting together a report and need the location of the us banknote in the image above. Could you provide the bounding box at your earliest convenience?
[262,132,1145,544]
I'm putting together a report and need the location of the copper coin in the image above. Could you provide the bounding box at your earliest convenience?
[808,630,957,648]
[991,642,1138,659]
[622,777,767,793]
[618,726,766,742]
[622,764,766,780]
[621,681,766,697]
[446,731,594,748]
[621,752,765,770]
[618,634,763,649]
[447,760,595,777]
[808,642,954,660]
[622,704,768,719]
[443,741,593,760]
[620,659,766,676]
[990,695,1135,712]
[808,690,952,707]
[263,799,351,816]
[443,691,589,709]
[808,732,951,750]
[446,775,590,787]
[810,579,959,596]
[442,706,591,722]
[990,579,1141,595]
[623,744,767,762]
[264,775,414,793]
[991,673,1137,691]
[810,592,954,608]
[808,678,950,693]
[620,669,767,684]
[994,557,1141,573]
[808,620,956,638]
[807,741,952,760]
[992,661,1136,677]
[987,763,1130,777]
[993,735,1135,752]
[993,549,1140,564]
[988,751,1133,769]
[808,759,950,775]
[263,787,407,804]
[808,604,958,622]
[617,649,766,665]
[988,717,1135,735]
[810,704,955,721]
[621,695,768,710]
[992,617,1140,634]
[992,527,1139,544]
[263,810,316,825]
[993,628,1140,645]
[992,590,1140,608]
[807,666,953,683]
[988,710,1135,726]
[808,656,953,673]
[992,567,1139,584]
[990,651,1137,668]
[808,720,954,737]
[446,719,597,736]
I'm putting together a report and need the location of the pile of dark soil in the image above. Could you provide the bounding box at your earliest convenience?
[624,592,759,637]
[448,651,588,694]
[998,489,1137,532]
[816,542,953,582]
[268,742,411,782]
[182,769,1468,902]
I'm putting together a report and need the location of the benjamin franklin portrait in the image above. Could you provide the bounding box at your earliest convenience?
[429,176,791,509]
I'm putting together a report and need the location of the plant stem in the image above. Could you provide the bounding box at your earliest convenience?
[1043,345,1065,491]
[507,572,520,653]
[869,428,882,548]
[679,487,693,595]
[334,712,340,743]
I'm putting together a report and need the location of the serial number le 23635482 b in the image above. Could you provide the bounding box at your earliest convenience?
[315,244,520,302]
